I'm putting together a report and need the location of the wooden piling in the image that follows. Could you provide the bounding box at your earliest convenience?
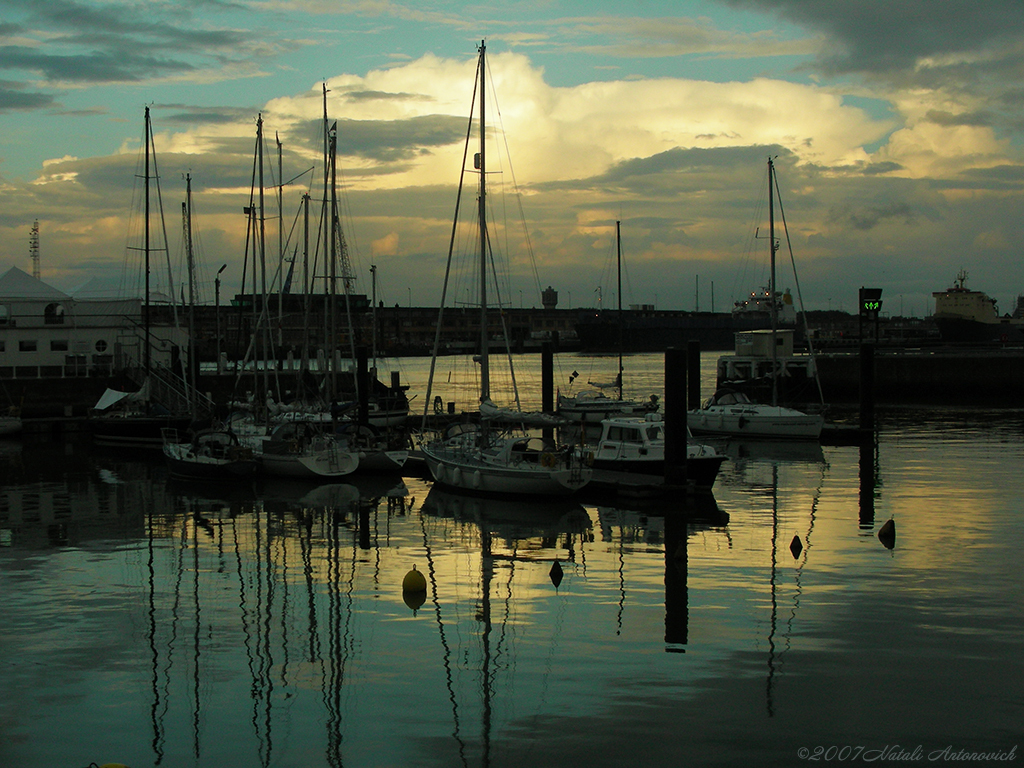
[664,347,688,486]
[859,342,875,433]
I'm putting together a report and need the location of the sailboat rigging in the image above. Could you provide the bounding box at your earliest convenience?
[421,41,592,496]
[688,157,825,440]
[90,107,206,449]
[557,221,658,423]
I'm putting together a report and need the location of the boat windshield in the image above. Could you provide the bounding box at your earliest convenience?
[710,390,752,406]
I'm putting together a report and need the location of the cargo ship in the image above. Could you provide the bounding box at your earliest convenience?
[932,270,1024,343]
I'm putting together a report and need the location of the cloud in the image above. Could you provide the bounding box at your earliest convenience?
[0,80,53,111]
[0,0,274,88]
[721,0,1024,76]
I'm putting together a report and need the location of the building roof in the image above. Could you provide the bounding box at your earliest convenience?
[0,266,71,301]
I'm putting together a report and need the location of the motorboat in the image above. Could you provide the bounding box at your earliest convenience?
[591,412,726,489]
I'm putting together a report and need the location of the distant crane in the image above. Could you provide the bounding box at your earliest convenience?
[29,220,40,279]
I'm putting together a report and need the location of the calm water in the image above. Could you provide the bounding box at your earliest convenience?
[1,353,1022,768]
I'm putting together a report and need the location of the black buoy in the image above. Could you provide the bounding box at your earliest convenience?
[790,534,803,559]
[878,517,896,550]
[549,560,564,588]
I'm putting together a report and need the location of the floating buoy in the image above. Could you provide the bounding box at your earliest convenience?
[549,560,564,588]
[878,517,896,550]
[403,565,427,593]
[790,534,803,559]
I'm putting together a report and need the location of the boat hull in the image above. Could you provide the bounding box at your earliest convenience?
[0,416,22,436]
[592,455,725,488]
[163,448,257,480]
[92,415,194,449]
[687,407,823,439]
[253,439,360,480]
[421,446,591,497]
[934,316,1024,344]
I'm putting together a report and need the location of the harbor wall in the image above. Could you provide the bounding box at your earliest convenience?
[817,349,1024,405]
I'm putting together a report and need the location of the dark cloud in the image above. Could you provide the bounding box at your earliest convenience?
[334,114,468,163]
[720,0,1024,76]
[861,161,903,176]
[0,0,256,88]
[159,106,261,126]
[828,201,918,231]
[0,80,53,111]
[343,90,427,103]
[924,109,994,128]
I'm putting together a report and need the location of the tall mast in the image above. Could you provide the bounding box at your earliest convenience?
[329,126,339,400]
[768,156,778,406]
[144,106,152,375]
[370,264,378,371]
[182,173,197,411]
[478,40,489,403]
[616,220,623,400]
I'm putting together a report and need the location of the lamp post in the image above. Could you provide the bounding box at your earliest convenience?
[215,264,226,372]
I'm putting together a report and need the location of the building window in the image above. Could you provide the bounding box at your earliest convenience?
[95,339,108,353]
[19,340,37,352]
[51,340,69,352]
[0,305,8,325]
[44,303,66,325]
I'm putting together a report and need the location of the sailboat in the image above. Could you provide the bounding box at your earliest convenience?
[688,157,824,440]
[231,113,361,480]
[557,220,659,423]
[89,107,203,449]
[420,41,592,497]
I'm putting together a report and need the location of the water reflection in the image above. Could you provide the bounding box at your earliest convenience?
[3,412,1023,767]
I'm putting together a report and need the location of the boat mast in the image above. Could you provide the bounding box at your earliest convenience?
[183,173,197,412]
[370,264,378,372]
[143,107,151,376]
[478,40,490,404]
[768,156,779,407]
[616,220,623,401]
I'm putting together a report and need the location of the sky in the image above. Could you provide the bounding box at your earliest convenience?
[1,0,1024,317]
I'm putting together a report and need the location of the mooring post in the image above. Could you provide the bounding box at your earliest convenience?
[859,342,875,434]
[687,340,701,410]
[541,342,554,441]
[664,347,688,487]
[664,511,688,650]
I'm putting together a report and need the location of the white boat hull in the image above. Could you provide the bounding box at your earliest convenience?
[687,406,823,439]
[250,438,360,479]
[421,440,591,497]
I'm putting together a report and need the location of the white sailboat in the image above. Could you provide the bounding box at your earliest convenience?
[421,41,592,497]
[558,221,659,423]
[688,157,824,440]
[232,114,361,480]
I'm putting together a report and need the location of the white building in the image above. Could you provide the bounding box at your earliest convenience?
[0,266,187,381]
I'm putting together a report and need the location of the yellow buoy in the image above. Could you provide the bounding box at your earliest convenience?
[403,565,427,594]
